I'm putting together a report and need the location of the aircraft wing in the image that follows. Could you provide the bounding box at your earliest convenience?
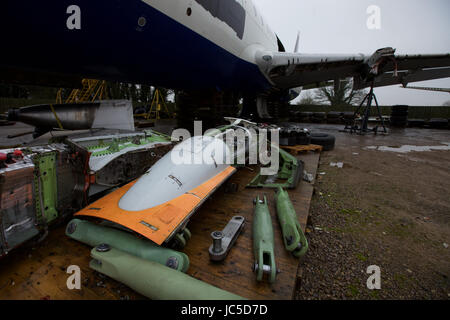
[256,47,450,90]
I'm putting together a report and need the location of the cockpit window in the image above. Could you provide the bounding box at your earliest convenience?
[195,0,246,39]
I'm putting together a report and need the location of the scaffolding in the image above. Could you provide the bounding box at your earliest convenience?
[134,89,172,121]
[56,79,107,104]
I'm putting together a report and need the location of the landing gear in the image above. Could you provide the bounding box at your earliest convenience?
[344,82,388,135]
[241,92,289,123]
[176,90,240,133]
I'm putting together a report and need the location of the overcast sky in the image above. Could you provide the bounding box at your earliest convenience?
[255,0,450,106]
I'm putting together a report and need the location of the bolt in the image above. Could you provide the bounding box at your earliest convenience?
[211,231,224,253]
[96,243,111,252]
[166,257,179,270]
[66,222,77,235]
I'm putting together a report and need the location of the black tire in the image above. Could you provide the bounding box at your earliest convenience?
[390,115,408,122]
[296,131,311,145]
[342,112,355,119]
[429,118,449,129]
[408,119,426,127]
[391,110,408,117]
[391,105,409,113]
[310,133,336,151]
[327,111,341,118]
[313,112,326,119]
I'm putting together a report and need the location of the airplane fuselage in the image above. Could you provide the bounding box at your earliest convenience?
[1,0,281,93]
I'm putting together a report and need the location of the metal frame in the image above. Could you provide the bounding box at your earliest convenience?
[344,82,388,135]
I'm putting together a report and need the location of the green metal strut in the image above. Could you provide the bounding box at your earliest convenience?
[275,187,309,258]
[252,195,277,283]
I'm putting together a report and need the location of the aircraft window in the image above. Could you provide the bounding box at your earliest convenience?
[195,0,246,39]
[186,7,192,16]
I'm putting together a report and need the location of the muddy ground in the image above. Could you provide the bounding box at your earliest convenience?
[295,124,450,300]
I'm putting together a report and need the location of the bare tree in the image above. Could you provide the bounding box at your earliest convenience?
[296,91,317,105]
[314,80,367,107]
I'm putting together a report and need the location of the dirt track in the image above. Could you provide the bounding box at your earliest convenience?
[295,124,450,299]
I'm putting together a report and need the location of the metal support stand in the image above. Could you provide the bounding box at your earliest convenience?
[344,83,388,135]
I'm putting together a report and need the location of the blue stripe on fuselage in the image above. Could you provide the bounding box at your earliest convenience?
[1,0,272,93]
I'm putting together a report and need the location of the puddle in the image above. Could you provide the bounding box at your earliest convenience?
[365,143,450,153]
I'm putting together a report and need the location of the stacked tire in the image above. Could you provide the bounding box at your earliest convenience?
[310,132,336,151]
[407,119,426,128]
[279,126,311,146]
[294,127,311,145]
[390,105,409,127]
[428,118,449,129]
[342,112,355,126]
[327,111,342,124]
[298,112,313,123]
[312,112,327,123]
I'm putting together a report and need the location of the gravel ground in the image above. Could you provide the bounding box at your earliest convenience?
[295,125,450,300]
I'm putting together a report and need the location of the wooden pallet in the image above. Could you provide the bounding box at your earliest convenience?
[281,144,323,155]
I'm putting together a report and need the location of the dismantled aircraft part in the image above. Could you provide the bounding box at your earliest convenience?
[76,135,236,245]
[0,142,90,257]
[247,146,303,189]
[170,227,192,250]
[75,135,237,245]
[89,246,245,300]
[76,164,236,246]
[209,216,245,261]
[7,100,135,133]
[33,151,58,223]
[310,133,336,151]
[69,131,173,187]
[65,219,189,272]
[118,136,232,211]
[253,196,277,283]
[0,161,39,257]
[275,187,308,258]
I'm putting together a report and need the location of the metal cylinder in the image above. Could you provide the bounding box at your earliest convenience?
[66,219,189,272]
[8,103,98,130]
[90,246,246,300]
[211,231,224,253]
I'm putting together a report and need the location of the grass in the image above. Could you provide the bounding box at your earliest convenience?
[355,253,368,262]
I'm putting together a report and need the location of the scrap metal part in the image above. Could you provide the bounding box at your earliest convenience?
[0,129,173,258]
[209,215,245,261]
[66,219,189,272]
[68,130,173,187]
[7,100,135,137]
[275,187,309,257]
[252,196,277,283]
[0,143,90,258]
[89,246,246,300]
[247,145,304,189]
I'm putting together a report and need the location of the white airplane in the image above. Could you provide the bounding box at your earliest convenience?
[1,0,450,118]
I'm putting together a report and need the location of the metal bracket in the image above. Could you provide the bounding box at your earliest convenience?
[209,216,245,261]
[247,147,303,189]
